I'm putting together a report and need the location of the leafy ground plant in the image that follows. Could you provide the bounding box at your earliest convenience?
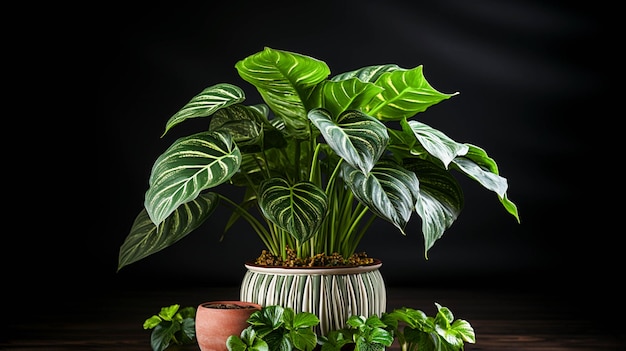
[320,314,393,350]
[143,304,196,351]
[227,305,320,351]
[381,303,475,351]
[226,303,474,351]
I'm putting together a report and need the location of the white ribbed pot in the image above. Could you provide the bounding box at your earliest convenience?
[240,260,386,336]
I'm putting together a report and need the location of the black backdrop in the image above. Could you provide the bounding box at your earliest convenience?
[79,0,611,305]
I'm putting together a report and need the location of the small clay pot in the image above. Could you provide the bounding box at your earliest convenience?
[195,300,262,351]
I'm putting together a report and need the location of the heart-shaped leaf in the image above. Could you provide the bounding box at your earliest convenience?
[258,178,328,243]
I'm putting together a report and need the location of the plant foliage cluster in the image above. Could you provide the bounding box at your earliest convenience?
[143,304,196,351]
[118,46,519,271]
[229,303,475,351]
[145,302,475,351]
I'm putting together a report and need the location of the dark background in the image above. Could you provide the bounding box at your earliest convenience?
[26,0,614,313]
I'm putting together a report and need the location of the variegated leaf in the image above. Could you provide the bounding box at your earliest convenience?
[309,108,388,174]
[403,158,463,258]
[406,120,469,169]
[118,193,219,270]
[145,131,241,225]
[366,66,457,121]
[452,319,477,344]
[453,158,507,197]
[452,144,519,222]
[235,47,330,134]
[208,104,264,146]
[341,160,419,232]
[258,178,328,243]
[163,83,245,135]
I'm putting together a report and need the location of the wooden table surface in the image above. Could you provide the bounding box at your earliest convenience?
[1,285,622,350]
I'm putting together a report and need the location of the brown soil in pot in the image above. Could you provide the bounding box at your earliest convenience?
[203,303,259,309]
[253,246,374,267]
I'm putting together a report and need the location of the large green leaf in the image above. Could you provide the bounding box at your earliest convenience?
[341,160,419,233]
[145,131,241,225]
[208,104,264,146]
[316,78,383,117]
[118,193,219,271]
[330,64,401,83]
[163,83,245,135]
[309,108,389,174]
[235,47,330,135]
[403,158,463,259]
[258,178,328,243]
[366,66,457,121]
[452,144,520,222]
[405,119,469,169]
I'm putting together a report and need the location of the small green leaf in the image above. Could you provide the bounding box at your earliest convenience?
[247,305,285,338]
[158,304,180,321]
[228,327,270,351]
[179,306,196,320]
[290,328,318,351]
[226,335,247,351]
[150,322,179,351]
[180,317,196,343]
[292,312,320,329]
[143,315,162,330]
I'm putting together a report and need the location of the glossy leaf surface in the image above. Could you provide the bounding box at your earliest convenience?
[118,193,218,270]
[145,131,240,225]
[258,178,328,243]
[309,108,389,174]
[341,160,419,233]
[163,83,245,135]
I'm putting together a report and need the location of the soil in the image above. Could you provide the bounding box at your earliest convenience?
[204,303,257,309]
[252,247,374,267]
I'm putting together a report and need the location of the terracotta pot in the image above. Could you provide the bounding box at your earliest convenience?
[195,300,262,351]
[240,260,386,336]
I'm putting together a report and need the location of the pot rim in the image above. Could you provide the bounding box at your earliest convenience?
[198,300,262,309]
[244,258,382,275]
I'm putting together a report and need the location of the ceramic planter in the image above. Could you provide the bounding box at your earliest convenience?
[240,260,386,336]
[195,300,262,351]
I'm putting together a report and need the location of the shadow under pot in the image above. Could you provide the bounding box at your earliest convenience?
[195,300,262,351]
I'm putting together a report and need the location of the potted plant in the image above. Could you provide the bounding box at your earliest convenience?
[118,46,519,334]
[195,301,262,351]
[143,304,196,351]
